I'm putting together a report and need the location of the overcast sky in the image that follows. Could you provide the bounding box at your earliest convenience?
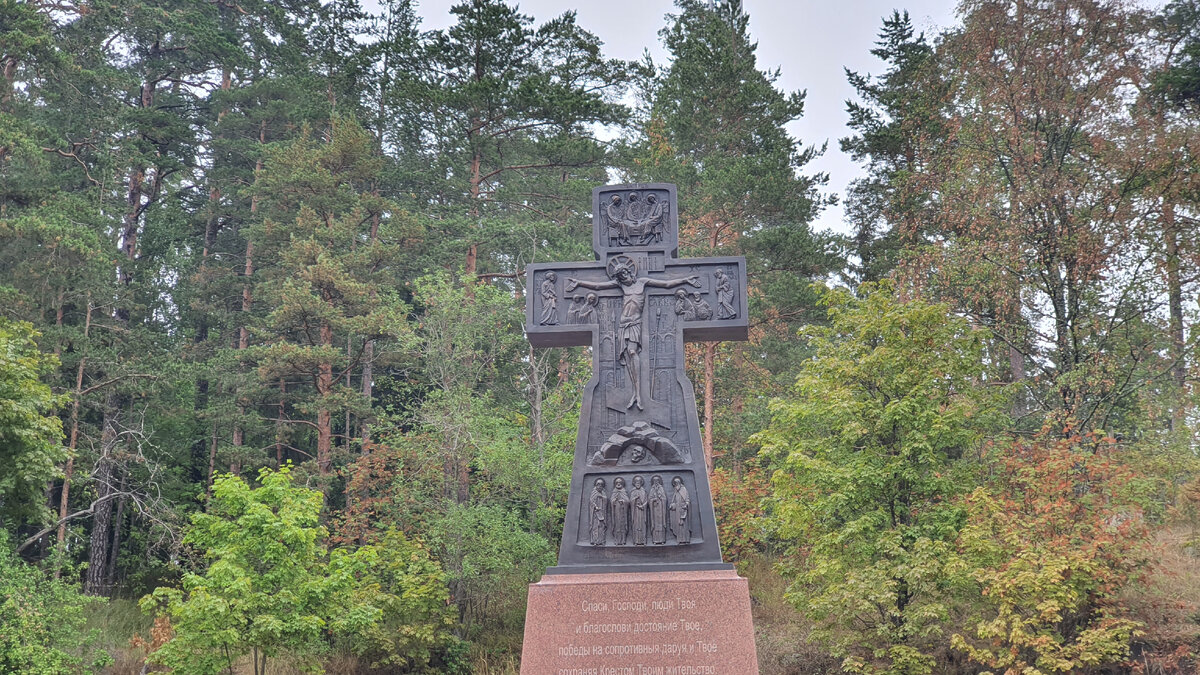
[396,1,965,234]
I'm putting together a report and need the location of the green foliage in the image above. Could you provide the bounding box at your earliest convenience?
[432,503,556,631]
[143,466,455,674]
[757,283,1008,674]
[335,530,459,670]
[0,318,66,527]
[841,11,940,283]
[0,531,111,674]
[952,435,1149,674]
[709,465,770,566]
[1156,0,1200,106]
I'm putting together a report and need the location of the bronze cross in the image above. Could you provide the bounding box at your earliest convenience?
[525,183,748,572]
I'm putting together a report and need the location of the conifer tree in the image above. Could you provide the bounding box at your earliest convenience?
[404,0,633,276]
[840,11,939,284]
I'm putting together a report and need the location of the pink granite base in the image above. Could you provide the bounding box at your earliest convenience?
[520,569,758,675]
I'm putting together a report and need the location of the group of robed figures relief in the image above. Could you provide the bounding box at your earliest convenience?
[588,474,690,547]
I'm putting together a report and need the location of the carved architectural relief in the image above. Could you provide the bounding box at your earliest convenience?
[673,289,713,321]
[538,272,559,325]
[567,255,698,411]
[567,292,598,324]
[630,475,648,545]
[670,476,691,544]
[588,478,607,546]
[649,475,668,545]
[589,421,687,466]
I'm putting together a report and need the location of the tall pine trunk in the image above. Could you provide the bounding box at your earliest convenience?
[317,318,333,474]
[57,298,91,569]
[702,342,716,474]
[85,388,120,595]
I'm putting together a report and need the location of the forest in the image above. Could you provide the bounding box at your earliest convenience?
[2,0,1200,673]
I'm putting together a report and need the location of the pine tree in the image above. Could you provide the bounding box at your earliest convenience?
[403,0,634,276]
[841,11,939,284]
[248,119,410,477]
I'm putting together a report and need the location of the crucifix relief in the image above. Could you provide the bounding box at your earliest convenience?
[525,183,748,572]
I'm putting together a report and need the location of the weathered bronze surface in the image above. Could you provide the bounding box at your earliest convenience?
[525,183,749,573]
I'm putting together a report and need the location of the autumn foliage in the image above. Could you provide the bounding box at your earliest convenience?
[953,435,1150,673]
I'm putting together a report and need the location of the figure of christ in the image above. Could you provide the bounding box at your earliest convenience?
[670,475,691,544]
[630,475,648,546]
[648,475,668,544]
[609,477,630,545]
[567,256,698,410]
[589,478,608,546]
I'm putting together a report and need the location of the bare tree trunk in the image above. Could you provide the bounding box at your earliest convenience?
[317,319,334,475]
[56,299,91,568]
[231,238,253,458]
[85,389,120,595]
[206,423,219,496]
[530,346,550,532]
[346,333,354,447]
[1165,202,1185,389]
[105,471,127,589]
[466,147,481,275]
[275,378,286,466]
[361,339,374,446]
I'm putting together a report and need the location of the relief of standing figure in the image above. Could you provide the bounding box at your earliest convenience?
[714,269,736,319]
[539,271,559,325]
[630,475,648,545]
[589,478,608,546]
[648,475,668,544]
[610,477,630,545]
[670,476,691,544]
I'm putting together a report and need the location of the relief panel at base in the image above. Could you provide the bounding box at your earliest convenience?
[581,471,698,548]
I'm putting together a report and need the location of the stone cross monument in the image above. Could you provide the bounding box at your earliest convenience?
[525,183,748,573]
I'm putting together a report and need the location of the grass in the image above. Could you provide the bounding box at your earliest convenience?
[1124,525,1200,674]
[742,555,841,675]
[86,597,152,675]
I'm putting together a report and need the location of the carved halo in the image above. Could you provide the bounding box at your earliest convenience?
[606,254,637,280]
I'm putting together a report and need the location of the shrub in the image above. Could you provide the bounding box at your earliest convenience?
[952,435,1150,673]
[0,532,111,674]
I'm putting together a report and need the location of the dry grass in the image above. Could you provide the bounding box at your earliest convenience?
[1124,525,1200,674]
[742,555,840,675]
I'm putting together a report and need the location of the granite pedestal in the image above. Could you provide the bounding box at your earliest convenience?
[520,569,758,675]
